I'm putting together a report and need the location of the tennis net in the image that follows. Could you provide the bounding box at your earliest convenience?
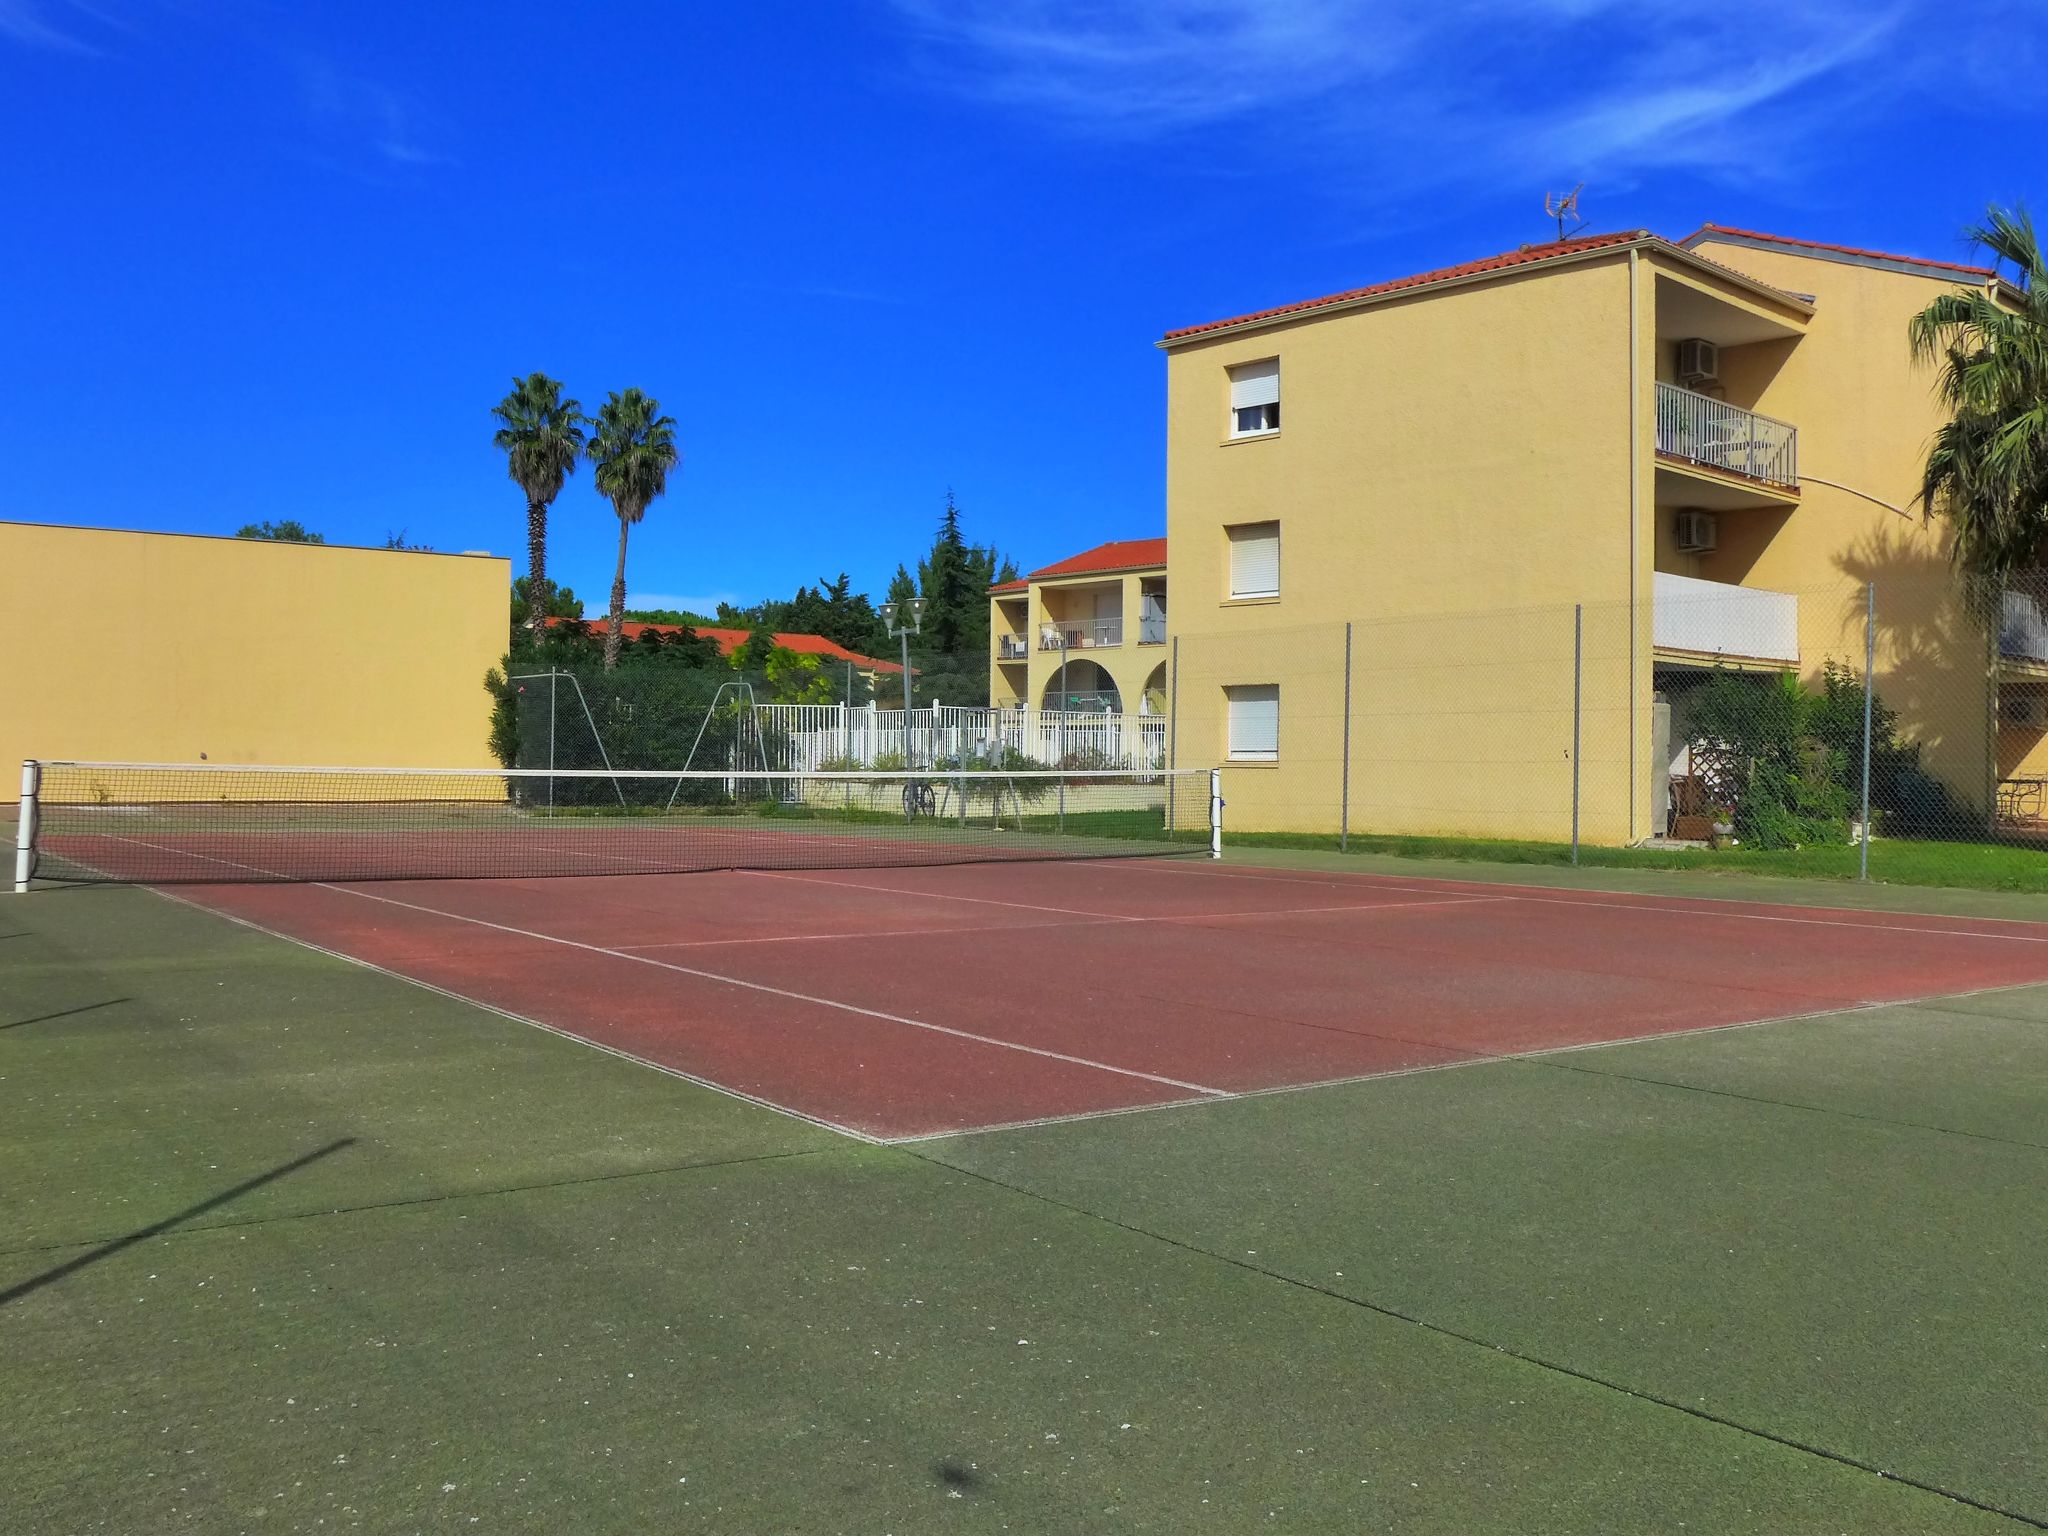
[14,761,1220,887]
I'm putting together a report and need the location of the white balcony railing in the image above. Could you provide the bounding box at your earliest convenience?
[1653,571,1798,664]
[1138,615,1167,644]
[997,633,1029,660]
[1040,617,1122,650]
[1655,382,1798,488]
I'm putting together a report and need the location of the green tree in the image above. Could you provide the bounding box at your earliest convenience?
[915,491,978,653]
[1909,204,2048,582]
[764,647,834,703]
[236,519,324,543]
[586,388,680,670]
[511,576,584,630]
[492,372,588,634]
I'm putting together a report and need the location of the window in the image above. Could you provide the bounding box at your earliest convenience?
[1226,685,1280,762]
[1226,521,1280,600]
[1228,359,1280,436]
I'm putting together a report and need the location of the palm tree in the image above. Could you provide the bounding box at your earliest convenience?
[491,373,587,636]
[1909,204,2048,584]
[586,388,680,669]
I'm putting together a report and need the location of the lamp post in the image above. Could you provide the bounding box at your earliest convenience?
[879,596,925,762]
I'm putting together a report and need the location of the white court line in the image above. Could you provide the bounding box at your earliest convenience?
[887,971,2048,1145]
[139,886,888,1145]
[743,865,1504,927]
[1100,858,2048,944]
[616,896,1508,952]
[306,884,1231,1098]
[94,829,1228,1101]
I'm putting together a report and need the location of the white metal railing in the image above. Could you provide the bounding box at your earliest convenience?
[997,633,1029,660]
[1653,571,1798,663]
[754,702,1170,772]
[1654,382,1798,488]
[2002,590,2048,665]
[1039,617,1123,650]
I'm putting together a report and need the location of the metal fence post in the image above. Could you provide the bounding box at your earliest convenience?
[546,671,558,811]
[13,760,39,894]
[1340,622,1353,853]
[1861,581,1875,882]
[1167,636,1181,833]
[1571,605,1583,866]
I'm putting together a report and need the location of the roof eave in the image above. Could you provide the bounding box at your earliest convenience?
[1157,233,1811,349]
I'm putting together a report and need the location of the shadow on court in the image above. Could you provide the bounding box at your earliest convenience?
[0,1137,355,1308]
[1,997,131,1031]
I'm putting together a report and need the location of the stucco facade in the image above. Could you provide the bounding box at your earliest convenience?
[1158,227,2023,842]
[989,539,1169,721]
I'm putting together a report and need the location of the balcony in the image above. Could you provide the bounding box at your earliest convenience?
[1653,571,1798,666]
[997,633,1029,661]
[1040,616,1122,651]
[1138,616,1167,644]
[1655,382,1798,490]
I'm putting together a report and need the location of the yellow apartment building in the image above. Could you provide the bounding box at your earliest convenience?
[2,520,509,792]
[989,537,1170,717]
[1158,225,2033,843]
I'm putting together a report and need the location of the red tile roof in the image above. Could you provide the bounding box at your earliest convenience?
[989,578,1029,595]
[1162,230,1650,341]
[1683,224,1997,279]
[543,616,904,672]
[1019,537,1167,583]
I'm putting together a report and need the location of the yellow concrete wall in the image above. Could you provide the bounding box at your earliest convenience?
[1682,237,1998,808]
[2,522,509,792]
[1164,255,1644,841]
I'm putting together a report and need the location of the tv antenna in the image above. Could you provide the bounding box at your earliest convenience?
[1545,184,1586,241]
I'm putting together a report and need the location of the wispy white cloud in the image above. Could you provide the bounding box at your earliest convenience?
[882,0,1961,192]
[0,0,119,53]
[298,59,451,171]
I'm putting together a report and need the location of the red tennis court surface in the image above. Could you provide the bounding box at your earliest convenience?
[169,859,2048,1140]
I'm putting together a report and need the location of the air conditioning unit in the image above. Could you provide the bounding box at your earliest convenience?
[1677,337,1720,387]
[1675,509,1718,553]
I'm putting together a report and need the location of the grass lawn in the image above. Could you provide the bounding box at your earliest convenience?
[1213,826,2048,892]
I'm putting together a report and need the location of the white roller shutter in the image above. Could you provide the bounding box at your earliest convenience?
[1227,522,1280,599]
[1228,359,1280,409]
[1226,685,1280,761]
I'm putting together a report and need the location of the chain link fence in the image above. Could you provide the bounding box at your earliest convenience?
[1169,571,2048,881]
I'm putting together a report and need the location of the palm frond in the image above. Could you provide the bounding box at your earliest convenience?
[1910,203,2048,582]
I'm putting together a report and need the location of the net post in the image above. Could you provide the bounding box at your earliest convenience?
[1571,604,1583,867]
[14,760,39,894]
[1860,581,1874,882]
[1340,621,1353,853]
[1208,767,1223,859]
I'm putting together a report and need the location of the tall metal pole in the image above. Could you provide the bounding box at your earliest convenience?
[1340,622,1354,853]
[547,671,558,812]
[1861,581,1875,882]
[1571,605,1583,866]
[1167,635,1180,833]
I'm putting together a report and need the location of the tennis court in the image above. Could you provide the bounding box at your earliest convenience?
[6,763,2048,1530]
[121,854,2048,1141]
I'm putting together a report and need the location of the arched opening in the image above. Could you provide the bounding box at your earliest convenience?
[1042,659,1121,713]
[1140,663,1168,716]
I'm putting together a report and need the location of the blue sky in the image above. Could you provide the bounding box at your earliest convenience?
[3,0,2042,614]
